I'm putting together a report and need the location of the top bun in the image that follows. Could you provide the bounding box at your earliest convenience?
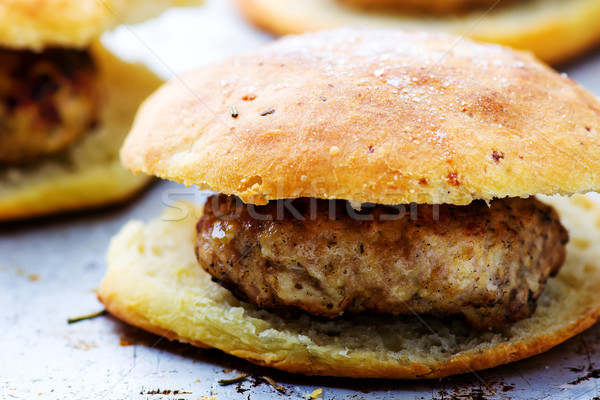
[122,28,600,206]
[0,0,201,50]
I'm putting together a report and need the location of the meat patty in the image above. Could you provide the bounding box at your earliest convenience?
[336,0,516,15]
[0,47,101,164]
[196,195,568,330]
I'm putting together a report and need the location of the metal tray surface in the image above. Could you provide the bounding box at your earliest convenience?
[1,0,600,398]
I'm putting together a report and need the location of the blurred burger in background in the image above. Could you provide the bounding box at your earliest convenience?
[0,0,201,221]
[236,0,600,65]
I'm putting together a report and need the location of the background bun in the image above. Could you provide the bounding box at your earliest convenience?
[98,195,600,379]
[0,0,202,50]
[122,28,600,206]
[236,0,600,65]
[0,43,161,221]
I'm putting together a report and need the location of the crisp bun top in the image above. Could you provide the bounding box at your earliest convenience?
[0,0,201,50]
[122,28,600,205]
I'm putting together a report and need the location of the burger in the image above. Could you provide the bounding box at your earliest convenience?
[99,28,600,378]
[235,0,600,65]
[0,0,200,221]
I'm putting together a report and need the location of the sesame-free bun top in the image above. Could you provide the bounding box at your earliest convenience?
[122,28,600,206]
[0,0,202,50]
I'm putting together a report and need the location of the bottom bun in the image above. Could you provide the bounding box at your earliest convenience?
[236,0,600,65]
[98,195,600,379]
[0,42,161,221]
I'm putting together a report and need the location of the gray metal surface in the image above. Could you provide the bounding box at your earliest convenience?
[1,0,600,398]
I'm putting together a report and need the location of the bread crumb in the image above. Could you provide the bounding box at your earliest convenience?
[305,388,323,399]
[119,336,135,346]
[330,146,340,156]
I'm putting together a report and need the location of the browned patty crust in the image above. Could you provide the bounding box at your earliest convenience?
[196,195,568,330]
[335,0,517,14]
[0,47,100,164]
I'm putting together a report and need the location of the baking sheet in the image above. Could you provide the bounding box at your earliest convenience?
[1,0,600,398]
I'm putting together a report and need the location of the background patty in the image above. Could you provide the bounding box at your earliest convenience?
[196,195,568,330]
[0,47,100,164]
[335,0,516,14]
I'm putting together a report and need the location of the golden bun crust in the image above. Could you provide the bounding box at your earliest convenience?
[122,29,600,206]
[0,0,202,50]
[98,195,600,379]
[236,0,600,65]
[0,43,161,221]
